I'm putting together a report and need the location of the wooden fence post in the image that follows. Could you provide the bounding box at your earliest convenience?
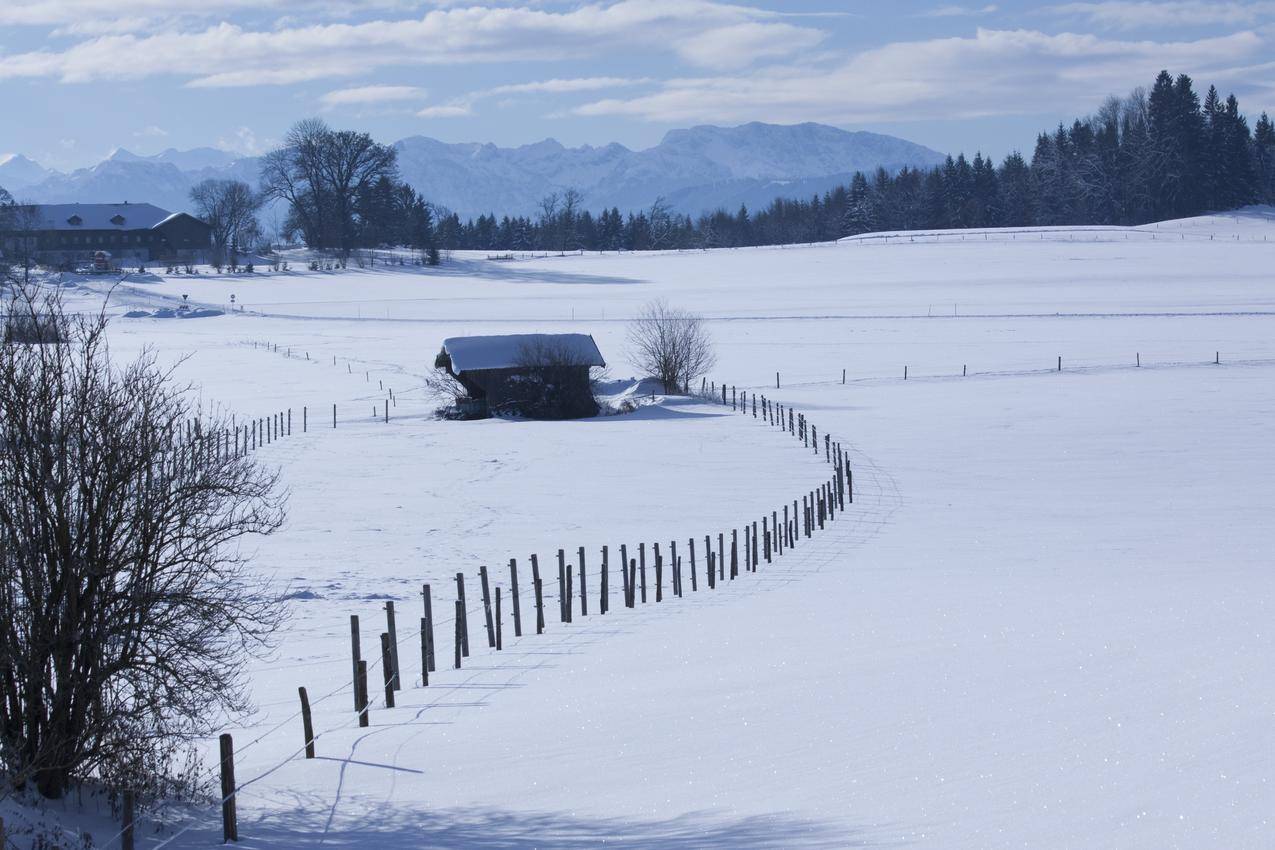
[349,615,361,711]
[299,687,315,758]
[479,566,496,648]
[689,538,698,591]
[717,533,725,581]
[385,601,400,691]
[421,584,435,673]
[495,588,503,651]
[357,661,369,727]
[578,546,587,617]
[219,733,238,843]
[565,554,573,622]
[454,601,463,668]
[531,555,545,634]
[671,540,680,596]
[419,619,430,686]
[654,542,663,602]
[847,464,854,503]
[601,546,609,614]
[510,559,522,637]
[333,403,337,428]
[303,406,307,432]
[557,550,567,623]
[619,544,630,606]
[639,543,648,603]
[628,559,638,606]
[121,790,135,850]
[455,573,469,657]
[380,633,395,707]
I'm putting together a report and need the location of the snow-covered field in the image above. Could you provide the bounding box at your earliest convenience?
[11,208,1275,849]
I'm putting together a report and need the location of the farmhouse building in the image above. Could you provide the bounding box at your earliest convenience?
[435,333,606,420]
[1,202,212,267]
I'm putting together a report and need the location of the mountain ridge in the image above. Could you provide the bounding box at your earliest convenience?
[1,122,946,221]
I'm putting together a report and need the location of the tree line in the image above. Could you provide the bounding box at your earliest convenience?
[428,71,1273,251]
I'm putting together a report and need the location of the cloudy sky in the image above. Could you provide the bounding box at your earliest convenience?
[2,0,1273,170]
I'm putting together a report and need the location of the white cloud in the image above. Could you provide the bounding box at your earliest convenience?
[0,0,417,28]
[673,21,826,70]
[919,4,999,17]
[133,124,168,138]
[416,103,473,118]
[483,76,652,96]
[1048,1,1275,29]
[574,28,1268,125]
[0,1,825,86]
[320,85,428,107]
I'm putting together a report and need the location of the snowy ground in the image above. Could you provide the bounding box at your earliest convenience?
[9,207,1275,848]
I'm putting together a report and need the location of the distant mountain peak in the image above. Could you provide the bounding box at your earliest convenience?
[8,121,945,221]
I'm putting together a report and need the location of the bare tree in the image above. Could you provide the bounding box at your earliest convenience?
[0,284,286,799]
[626,299,716,393]
[536,192,559,252]
[189,179,263,265]
[508,337,602,419]
[259,119,397,257]
[558,188,583,254]
[647,196,676,249]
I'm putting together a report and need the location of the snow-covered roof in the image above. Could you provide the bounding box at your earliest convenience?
[26,203,173,231]
[442,333,605,372]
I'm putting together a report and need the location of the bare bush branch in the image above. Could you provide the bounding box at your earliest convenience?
[626,300,716,393]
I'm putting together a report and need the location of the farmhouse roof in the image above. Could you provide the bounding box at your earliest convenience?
[26,203,174,231]
[441,333,605,372]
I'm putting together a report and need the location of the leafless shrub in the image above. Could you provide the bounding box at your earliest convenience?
[504,338,602,419]
[626,299,716,393]
[0,285,286,800]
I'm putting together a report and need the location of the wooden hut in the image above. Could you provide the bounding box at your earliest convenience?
[435,333,605,419]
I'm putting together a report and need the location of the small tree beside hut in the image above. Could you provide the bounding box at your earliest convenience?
[626,299,715,393]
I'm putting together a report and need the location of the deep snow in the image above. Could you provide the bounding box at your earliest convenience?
[9,208,1275,849]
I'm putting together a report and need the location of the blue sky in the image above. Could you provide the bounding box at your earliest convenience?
[2,0,1273,170]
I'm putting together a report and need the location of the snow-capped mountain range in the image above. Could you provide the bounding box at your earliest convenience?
[1,123,944,220]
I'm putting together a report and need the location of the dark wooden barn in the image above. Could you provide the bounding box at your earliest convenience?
[435,333,606,420]
[1,203,212,268]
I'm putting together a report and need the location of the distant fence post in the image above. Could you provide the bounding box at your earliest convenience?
[639,543,648,603]
[121,789,135,850]
[421,584,435,673]
[356,661,369,726]
[349,615,361,711]
[600,545,609,614]
[510,559,523,636]
[385,601,400,691]
[419,618,430,686]
[495,587,503,651]
[219,733,238,843]
[455,573,470,657]
[380,633,395,707]
[480,566,496,648]
[454,601,464,669]
[578,546,587,617]
[531,555,545,634]
[299,687,315,758]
